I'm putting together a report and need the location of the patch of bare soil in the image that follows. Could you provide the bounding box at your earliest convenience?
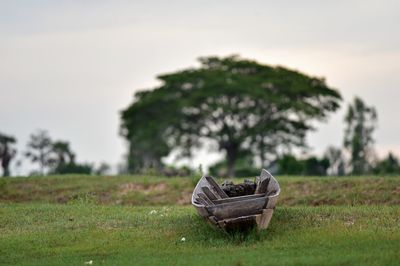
[177,189,192,205]
[118,182,168,196]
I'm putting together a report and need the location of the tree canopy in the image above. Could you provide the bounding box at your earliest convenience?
[121,55,342,176]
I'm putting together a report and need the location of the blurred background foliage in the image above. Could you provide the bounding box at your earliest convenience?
[1,56,400,177]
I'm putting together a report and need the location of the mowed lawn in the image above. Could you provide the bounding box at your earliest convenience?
[1,175,400,265]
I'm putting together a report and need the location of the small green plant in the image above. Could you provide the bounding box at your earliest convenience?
[67,192,97,205]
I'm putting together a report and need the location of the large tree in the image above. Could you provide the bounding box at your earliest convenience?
[344,97,377,175]
[120,86,186,172]
[121,55,342,176]
[0,133,17,177]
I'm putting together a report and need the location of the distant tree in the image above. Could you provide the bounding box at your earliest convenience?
[344,97,377,175]
[51,141,75,167]
[209,150,259,177]
[25,130,93,175]
[304,156,330,176]
[275,154,304,175]
[373,152,400,175]
[25,130,54,175]
[275,154,329,176]
[14,159,23,176]
[121,55,342,176]
[53,162,92,175]
[50,141,93,175]
[116,159,129,175]
[324,146,346,176]
[120,88,177,173]
[93,162,111,175]
[0,133,17,177]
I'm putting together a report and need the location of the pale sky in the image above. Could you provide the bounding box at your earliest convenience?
[1,0,399,174]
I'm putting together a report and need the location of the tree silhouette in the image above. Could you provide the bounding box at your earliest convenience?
[373,152,400,175]
[51,141,75,166]
[324,146,345,176]
[0,133,17,177]
[344,97,377,175]
[25,130,53,175]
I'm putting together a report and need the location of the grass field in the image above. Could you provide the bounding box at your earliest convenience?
[1,175,399,265]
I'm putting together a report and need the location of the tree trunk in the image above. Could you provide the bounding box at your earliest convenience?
[226,144,238,177]
[2,165,10,177]
[1,147,11,177]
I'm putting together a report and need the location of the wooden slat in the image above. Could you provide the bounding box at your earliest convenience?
[222,214,257,224]
[205,176,229,198]
[213,193,265,204]
[218,220,226,230]
[208,216,218,225]
[255,176,270,194]
[202,186,219,201]
[194,206,209,217]
[206,197,267,220]
[198,193,214,206]
[195,197,208,206]
[256,209,274,230]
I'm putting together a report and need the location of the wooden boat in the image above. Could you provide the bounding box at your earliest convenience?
[191,169,280,232]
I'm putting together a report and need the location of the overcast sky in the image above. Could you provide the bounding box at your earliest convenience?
[1,0,399,174]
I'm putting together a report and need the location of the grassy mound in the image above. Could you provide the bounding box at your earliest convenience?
[1,175,399,206]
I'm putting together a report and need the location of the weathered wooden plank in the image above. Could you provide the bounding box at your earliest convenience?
[222,214,257,224]
[256,208,274,230]
[208,216,218,225]
[205,176,229,198]
[206,197,267,220]
[218,220,226,230]
[255,171,271,194]
[255,178,270,194]
[202,186,218,201]
[267,176,279,196]
[223,214,258,231]
[198,193,214,206]
[213,193,265,204]
[266,195,278,208]
[195,197,208,206]
[194,206,209,217]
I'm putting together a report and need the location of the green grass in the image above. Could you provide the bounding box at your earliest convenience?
[1,175,399,265]
[1,203,399,265]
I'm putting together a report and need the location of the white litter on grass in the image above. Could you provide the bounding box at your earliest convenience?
[181,237,186,242]
[84,260,93,265]
[344,220,355,226]
[149,210,157,215]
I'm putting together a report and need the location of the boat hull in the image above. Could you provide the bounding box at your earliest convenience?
[191,169,280,231]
